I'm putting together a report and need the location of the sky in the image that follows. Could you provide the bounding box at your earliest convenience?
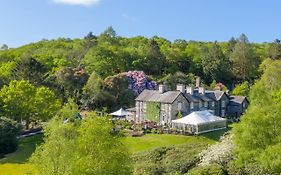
[1,0,281,47]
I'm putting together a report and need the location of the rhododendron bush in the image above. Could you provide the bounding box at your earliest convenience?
[126,71,157,95]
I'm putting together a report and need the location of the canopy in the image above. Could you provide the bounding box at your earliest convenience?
[110,108,132,117]
[172,110,226,126]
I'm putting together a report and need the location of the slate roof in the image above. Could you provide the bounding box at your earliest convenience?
[229,96,247,105]
[183,93,201,102]
[136,89,229,103]
[135,90,182,103]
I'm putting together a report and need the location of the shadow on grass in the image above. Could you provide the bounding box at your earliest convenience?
[200,127,232,141]
[0,134,44,164]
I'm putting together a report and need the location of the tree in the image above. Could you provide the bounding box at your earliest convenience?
[201,42,231,83]
[55,67,88,101]
[103,73,135,110]
[233,59,281,173]
[231,81,250,96]
[0,117,21,156]
[30,113,131,175]
[12,57,47,86]
[230,34,259,82]
[158,72,195,90]
[0,80,61,129]
[268,39,281,60]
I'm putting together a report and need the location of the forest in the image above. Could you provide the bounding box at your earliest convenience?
[1,27,281,174]
[0,27,280,114]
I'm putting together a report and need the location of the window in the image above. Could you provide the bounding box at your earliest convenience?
[143,102,147,112]
[199,101,202,108]
[204,102,208,108]
[242,102,246,108]
[221,109,225,117]
[212,101,215,107]
[178,102,182,110]
[221,101,226,108]
[190,102,194,110]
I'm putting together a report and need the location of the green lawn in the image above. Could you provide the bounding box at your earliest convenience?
[0,134,43,175]
[0,134,43,164]
[122,132,222,153]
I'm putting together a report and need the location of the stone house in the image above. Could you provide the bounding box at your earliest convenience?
[135,84,248,124]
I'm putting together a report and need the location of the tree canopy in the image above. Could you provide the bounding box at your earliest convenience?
[30,112,131,175]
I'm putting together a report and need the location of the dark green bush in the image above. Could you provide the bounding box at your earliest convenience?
[0,117,21,155]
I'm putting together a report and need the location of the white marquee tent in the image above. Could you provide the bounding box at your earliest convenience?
[172,110,227,134]
[110,108,132,117]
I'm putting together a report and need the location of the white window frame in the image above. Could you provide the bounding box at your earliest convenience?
[190,102,194,110]
[221,100,226,108]
[212,101,215,107]
[221,109,225,117]
[204,101,208,108]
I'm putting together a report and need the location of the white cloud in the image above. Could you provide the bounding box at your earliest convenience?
[53,0,101,6]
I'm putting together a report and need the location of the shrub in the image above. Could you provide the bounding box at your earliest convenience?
[0,117,21,155]
[187,163,225,175]
[132,142,209,175]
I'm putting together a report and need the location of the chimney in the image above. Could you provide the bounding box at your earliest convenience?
[186,86,194,95]
[196,77,201,88]
[199,87,206,94]
[159,85,167,94]
[176,84,186,93]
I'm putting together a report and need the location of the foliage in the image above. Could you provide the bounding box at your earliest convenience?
[0,117,21,155]
[268,39,281,60]
[12,56,47,86]
[132,142,210,175]
[158,72,195,90]
[103,73,135,110]
[30,113,131,175]
[231,81,250,96]
[55,67,88,101]
[201,42,231,84]
[146,102,161,122]
[187,163,225,175]
[233,59,281,173]
[126,70,157,95]
[230,34,259,82]
[198,132,234,167]
[0,80,61,128]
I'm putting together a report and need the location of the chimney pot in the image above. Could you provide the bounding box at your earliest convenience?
[159,85,167,94]
[176,84,186,93]
[199,87,206,94]
[186,86,194,95]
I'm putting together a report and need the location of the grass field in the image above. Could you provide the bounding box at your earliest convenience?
[0,134,43,175]
[0,129,227,175]
[122,133,217,153]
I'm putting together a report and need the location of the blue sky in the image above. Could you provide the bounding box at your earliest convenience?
[1,0,281,47]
